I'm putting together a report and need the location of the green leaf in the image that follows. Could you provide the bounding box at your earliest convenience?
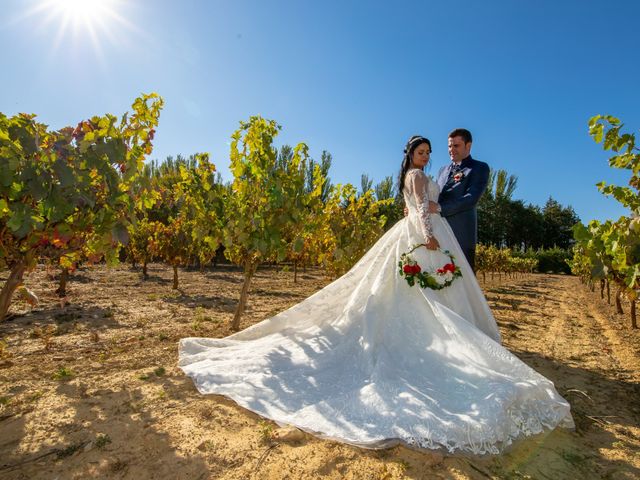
[590,123,604,143]
[53,159,75,188]
[7,206,32,238]
[0,156,19,187]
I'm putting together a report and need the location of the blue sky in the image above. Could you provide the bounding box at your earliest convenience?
[2,0,639,223]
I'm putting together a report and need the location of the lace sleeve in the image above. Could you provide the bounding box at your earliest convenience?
[408,170,434,241]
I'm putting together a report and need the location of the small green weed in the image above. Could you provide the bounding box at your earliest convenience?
[95,433,112,448]
[201,439,215,451]
[502,471,534,480]
[259,420,274,443]
[140,367,165,380]
[56,442,84,458]
[52,366,74,381]
[135,318,149,329]
[560,450,586,465]
[27,390,44,402]
[110,459,128,472]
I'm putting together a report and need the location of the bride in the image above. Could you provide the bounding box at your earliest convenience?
[179,135,573,454]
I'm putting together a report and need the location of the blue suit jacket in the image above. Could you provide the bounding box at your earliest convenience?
[436,156,489,254]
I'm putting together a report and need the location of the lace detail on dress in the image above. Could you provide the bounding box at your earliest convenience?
[405,169,436,241]
[416,197,434,240]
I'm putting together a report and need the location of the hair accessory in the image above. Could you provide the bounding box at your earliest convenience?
[404,135,430,154]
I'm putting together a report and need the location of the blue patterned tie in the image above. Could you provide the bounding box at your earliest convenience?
[447,163,462,183]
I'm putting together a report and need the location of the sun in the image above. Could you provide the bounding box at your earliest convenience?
[50,0,118,28]
[11,0,135,62]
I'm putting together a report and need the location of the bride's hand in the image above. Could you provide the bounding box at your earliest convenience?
[424,237,440,250]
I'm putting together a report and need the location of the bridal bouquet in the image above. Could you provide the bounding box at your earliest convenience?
[398,244,462,290]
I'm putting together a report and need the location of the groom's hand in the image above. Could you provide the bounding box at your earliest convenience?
[403,207,408,217]
[428,201,441,213]
[425,236,440,250]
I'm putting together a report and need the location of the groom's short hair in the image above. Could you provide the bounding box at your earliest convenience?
[449,128,472,144]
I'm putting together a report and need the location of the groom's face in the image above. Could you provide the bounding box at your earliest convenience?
[448,136,472,163]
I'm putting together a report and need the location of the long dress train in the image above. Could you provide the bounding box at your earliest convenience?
[178,168,573,454]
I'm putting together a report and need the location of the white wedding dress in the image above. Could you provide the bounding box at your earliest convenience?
[179,168,573,454]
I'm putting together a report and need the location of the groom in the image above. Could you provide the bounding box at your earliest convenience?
[430,128,489,272]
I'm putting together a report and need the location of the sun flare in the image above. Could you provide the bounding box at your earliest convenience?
[51,0,117,27]
[13,0,135,63]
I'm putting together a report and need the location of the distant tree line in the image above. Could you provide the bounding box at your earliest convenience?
[477,170,579,250]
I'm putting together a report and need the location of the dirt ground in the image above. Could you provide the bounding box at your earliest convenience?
[0,264,639,480]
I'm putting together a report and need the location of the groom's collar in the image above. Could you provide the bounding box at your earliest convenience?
[451,155,473,168]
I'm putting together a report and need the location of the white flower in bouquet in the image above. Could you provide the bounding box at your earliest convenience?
[435,273,448,285]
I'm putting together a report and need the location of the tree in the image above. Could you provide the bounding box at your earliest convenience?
[0,93,163,321]
[223,116,312,330]
[140,154,224,288]
[374,175,403,230]
[359,174,373,198]
[478,169,518,246]
[572,114,640,327]
[506,201,545,250]
[542,197,580,249]
[126,217,157,278]
[374,176,394,202]
[315,184,391,277]
[305,150,332,202]
[284,163,327,282]
[477,168,577,250]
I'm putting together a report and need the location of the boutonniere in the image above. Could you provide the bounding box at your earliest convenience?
[453,168,470,183]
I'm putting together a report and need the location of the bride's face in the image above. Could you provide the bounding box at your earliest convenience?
[411,143,431,168]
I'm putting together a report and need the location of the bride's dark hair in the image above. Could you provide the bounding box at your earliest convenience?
[398,135,431,194]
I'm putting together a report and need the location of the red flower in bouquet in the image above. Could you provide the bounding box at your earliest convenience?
[403,263,421,275]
